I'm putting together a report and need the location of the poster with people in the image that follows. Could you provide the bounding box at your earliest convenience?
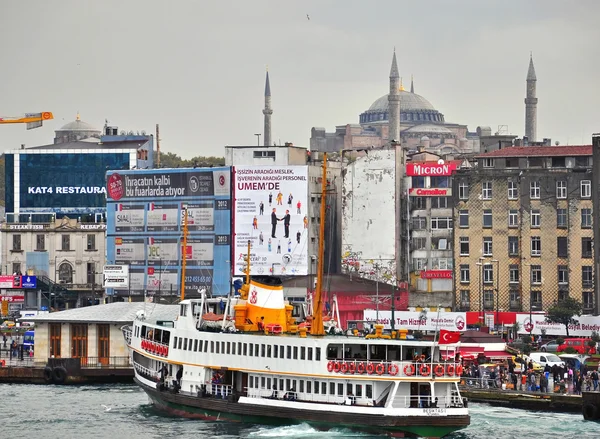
[233,166,308,276]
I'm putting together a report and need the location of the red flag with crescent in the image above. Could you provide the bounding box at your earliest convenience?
[439,329,461,344]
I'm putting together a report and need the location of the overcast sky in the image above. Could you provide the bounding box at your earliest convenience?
[0,0,598,157]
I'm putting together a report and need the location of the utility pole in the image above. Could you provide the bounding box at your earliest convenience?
[254,133,261,146]
[156,124,161,167]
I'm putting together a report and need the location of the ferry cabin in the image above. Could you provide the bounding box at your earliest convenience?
[129,299,465,410]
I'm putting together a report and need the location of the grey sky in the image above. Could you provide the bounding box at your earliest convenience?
[1,0,598,158]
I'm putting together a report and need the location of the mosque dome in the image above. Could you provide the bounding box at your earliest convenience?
[359,89,445,125]
[53,114,101,145]
[56,114,100,132]
[368,90,436,112]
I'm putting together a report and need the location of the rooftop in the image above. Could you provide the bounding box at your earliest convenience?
[25,302,178,324]
[476,145,592,158]
[14,139,149,151]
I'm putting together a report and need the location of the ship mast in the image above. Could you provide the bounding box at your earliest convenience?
[180,205,189,300]
[311,153,327,336]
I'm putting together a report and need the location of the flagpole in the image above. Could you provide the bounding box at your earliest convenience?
[431,303,442,377]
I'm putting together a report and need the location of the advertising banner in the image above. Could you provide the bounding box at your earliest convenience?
[406,161,458,177]
[516,314,600,336]
[147,203,179,231]
[146,267,178,292]
[114,238,145,265]
[408,188,452,197]
[0,275,37,289]
[114,204,145,232]
[233,166,309,276]
[363,310,467,332]
[103,265,129,288]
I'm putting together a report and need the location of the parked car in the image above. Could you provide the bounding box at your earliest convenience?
[511,355,543,373]
[540,340,560,352]
[556,338,597,355]
[529,352,565,369]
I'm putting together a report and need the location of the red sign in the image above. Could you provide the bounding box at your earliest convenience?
[408,188,451,196]
[1,296,25,302]
[107,173,125,200]
[420,270,453,279]
[406,162,457,176]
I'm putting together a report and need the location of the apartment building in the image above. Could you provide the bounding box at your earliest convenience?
[452,145,594,314]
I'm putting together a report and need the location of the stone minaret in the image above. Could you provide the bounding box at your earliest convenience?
[263,69,273,147]
[525,54,538,142]
[388,50,401,142]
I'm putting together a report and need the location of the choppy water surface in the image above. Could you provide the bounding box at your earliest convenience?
[2,384,598,439]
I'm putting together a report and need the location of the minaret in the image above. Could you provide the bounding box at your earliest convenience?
[262,68,273,147]
[410,75,414,93]
[388,49,400,142]
[525,54,538,142]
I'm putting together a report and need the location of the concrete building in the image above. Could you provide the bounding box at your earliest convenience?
[452,145,594,318]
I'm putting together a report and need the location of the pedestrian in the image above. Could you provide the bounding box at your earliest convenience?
[592,370,599,391]
[540,373,548,393]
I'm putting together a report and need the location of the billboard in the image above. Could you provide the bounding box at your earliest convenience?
[103,265,129,288]
[363,310,467,332]
[405,161,458,177]
[6,152,131,214]
[233,166,309,276]
[0,275,37,289]
[516,314,600,337]
[106,168,231,297]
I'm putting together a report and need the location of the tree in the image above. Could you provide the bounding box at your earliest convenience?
[546,297,583,337]
[154,151,225,168]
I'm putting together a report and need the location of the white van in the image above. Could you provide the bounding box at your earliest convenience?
[529,352,565,369]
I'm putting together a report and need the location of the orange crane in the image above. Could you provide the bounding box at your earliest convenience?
[0,112,54,130]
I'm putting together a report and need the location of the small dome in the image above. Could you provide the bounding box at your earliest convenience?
[57,119,99,132]
[368,90,436,112]
[420,136,430,142]
[405,124,454,135]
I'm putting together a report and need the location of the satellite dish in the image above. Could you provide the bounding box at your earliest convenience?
[141,130,146,136]
[120,131,126,136]
[127,131,134,135]
[437,159,445,165]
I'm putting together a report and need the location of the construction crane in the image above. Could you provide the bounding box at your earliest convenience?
[0,112,54,130]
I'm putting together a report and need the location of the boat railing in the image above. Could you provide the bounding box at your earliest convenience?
[133,362,159,382]
[327,359,463,379]
[205,383,233,398]
[392,394,465,409]
[245,388,366,406]
[122,326,132,345]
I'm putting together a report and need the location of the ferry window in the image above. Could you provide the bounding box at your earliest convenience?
[308,347,313,361]
[356,384,363,397]
[366,385,373,399]
[293,346,298,360]
[267,345,272,358]
[337,383,344,396]
[178,338,183,350]
[249,377,253,389]
[261,344,266,357]
[280,345,285,358]
[174,336,178,349]
[238,342,242,354]
[141,326,147,337]
[216,342,220,354]
[211,341,214,353]
[279,379,284,390]
[300,380,305,393]
[330,382,335,395]
[287,346,292,359]
[243,343,248,356]
[267,378,271,389]
[180,304,187,317]
[227,342,231,355]
[232,342,236,355]
[221,342,225,353]
[261,377,266,388]
[255,344,259,357]
[347,383,353,396]
[387,345,401,361]
[345,343,367,360]
[315,381,320,394]
[321,382,326,394]
[194,339,198,352]
[300,347,306,360]
[327,344,342,359]
[370,344,386,361]
[316,347,321,361]
[273,345,278,358]
[183,338,188,350]
[204,341,208,352]
[307,381,312,393]
[249,343,253,356]
[286,379,291,390]
[292,380,297,391]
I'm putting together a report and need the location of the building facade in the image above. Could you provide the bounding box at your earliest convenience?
[453,145,594,317]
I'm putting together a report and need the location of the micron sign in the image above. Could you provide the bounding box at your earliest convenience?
[406,162,457,176]
[408,188,452,196]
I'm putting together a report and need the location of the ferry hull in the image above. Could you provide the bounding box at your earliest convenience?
[137,378,469,438]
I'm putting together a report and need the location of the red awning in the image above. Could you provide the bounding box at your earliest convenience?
[441,346,485,361]
[484,350,512,359]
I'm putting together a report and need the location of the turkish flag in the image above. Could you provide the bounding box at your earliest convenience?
[439,329,461,344]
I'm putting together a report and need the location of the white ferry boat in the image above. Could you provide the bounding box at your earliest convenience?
[122,155,470,438]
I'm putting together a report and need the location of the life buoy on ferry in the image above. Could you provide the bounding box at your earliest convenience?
[164,347,169,356]
[356,362,366,374]
[333,361,341,373]
[419,364,431,376]
[434,364,445,377]
[375,363,385,375]
[388,363,399,376]
[403,364,415,376]
[455,365,464,376]
[340,362,349,374]
[141,340,146,350]
[366,362,375,375]
[327,361,335,372]
[348,362,356,374]
[447,364,455,376]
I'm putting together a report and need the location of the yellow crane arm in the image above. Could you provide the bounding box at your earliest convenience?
[0,112,54,128]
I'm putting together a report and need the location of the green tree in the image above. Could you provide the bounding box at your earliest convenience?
[154,151,225,168]
[546,297,583,337]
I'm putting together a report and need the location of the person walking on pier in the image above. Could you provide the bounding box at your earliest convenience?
[592,370,599,391]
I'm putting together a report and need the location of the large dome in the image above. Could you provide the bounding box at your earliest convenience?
[57,118,99,132]
[368,90,436,112]
[359,89,445,125]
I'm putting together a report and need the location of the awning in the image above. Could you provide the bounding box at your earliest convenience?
[484,350,512,359]
[441,346,485,361]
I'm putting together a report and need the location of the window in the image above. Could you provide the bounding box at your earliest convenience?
[576,156,591,167]
[530,236,541,256]
[483,158,494,168]
[459,237,469,256]
[557,237,568,258]
[509,265,519,284]
[556,181,567,199]
[530,265,542,284]
[508,236,519,256]
[508,181,518,199]
[483,290,494,309]
[558,266,569,285]
[431,197,448,209]
[36,234,45,251]
[87,234,96,251]
[557,209,568,228]
[483,210,492,228]
[253,150,276,158]
[558,290,569,302]
[87,262,95,284]
[508,210,519,227]
[530,181,540,199]
[582,266,593,289]
[528,157,543,167]
[459,210,469,227]
[432,237,448,250]
[510,290,521,310]
[412,177,426,188]
[11,262,20,275]
[412,217,427,230]
[411,197,426,210]
[506,158,519,168]
[458,182,469,200]
[413,258,427,271]
[582,238,593,258]
[12,234,21,251]
[581,180,592,198]
[483,264,494,284]
[552,157,566,167]
[58,263,73,284]
[583,291,594,309]
[431,217,452,230]
[531,291,542,308]
[460,290,470,308]
[530,209,540,228]
[431,176,449,188]
[483,237,493,256]
[61,234,70,251]
[482,181,492,199]
[460,265,470,283]
[411,237,426,251]
[581,208,592,228]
